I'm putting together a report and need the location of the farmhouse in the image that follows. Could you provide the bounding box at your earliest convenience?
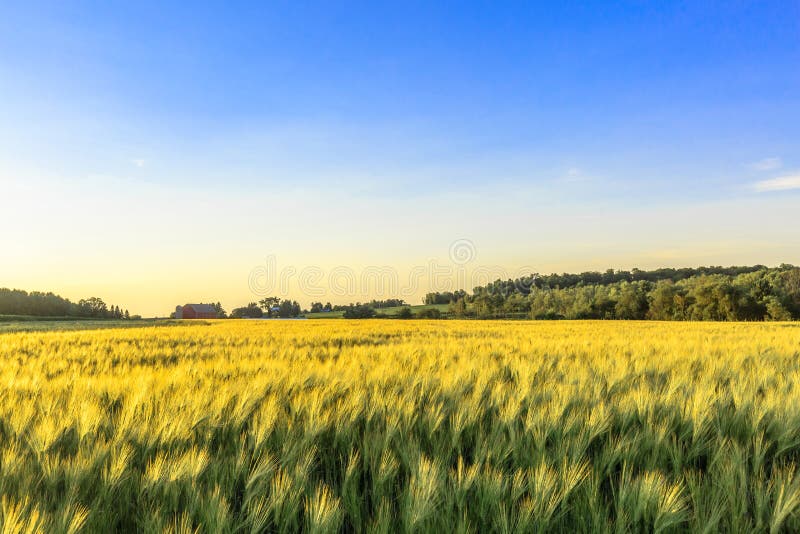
[175,304,218,319]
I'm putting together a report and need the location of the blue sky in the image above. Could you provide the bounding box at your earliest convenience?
[1,1,799,314]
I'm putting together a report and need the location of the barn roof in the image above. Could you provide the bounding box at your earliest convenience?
[184,304,217,313]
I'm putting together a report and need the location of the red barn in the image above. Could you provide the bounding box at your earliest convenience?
[178,303,218,319]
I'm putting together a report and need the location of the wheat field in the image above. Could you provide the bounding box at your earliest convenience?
[1,320,800,532]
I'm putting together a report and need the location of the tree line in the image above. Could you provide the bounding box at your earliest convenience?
[0,288,134,319]
[307,299,409,313]
[426,264,800,321]
[228,298,302,319]
[224,298,410,319]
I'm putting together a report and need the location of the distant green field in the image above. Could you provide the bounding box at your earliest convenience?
[0,318,180,334]
[0,315,92,322]
[302,310,346,319]
[303,303,450,319]
[375,303,450,316]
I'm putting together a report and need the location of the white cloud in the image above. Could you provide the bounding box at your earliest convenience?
[559,167,588,183]
[752,173,800,192]
[751,157,782,171]
[131,158,146,168]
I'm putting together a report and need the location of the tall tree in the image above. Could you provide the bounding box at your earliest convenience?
[258,297,281,317]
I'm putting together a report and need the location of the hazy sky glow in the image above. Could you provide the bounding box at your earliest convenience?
[1,1,799,316]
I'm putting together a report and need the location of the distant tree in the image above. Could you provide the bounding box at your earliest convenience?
[503,293,530,315]
[648,282,679,320]
[397,307,413,319]
[342,304,376,319]
[277,300,301,318]
[367,299,408,308]
[614,283,649,320]
[472,292,504,319]
[685,276,738,321]
[258,297,281,317]
[590,296,617,320]
[765,297,792,321]
[425,290,467,305]
[673,292,691,321]
[213,302,227,319]
[78,297,108,318]
[416,308,442,319]
[230,303,263,318]
[779,268,800,318]
[124,309,130,320]
[449,298,467,318]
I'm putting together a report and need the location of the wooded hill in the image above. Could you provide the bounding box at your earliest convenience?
[426,264,800,321]
[0,288,130,319]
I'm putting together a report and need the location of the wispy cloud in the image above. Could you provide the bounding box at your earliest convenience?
[752,173,800,192]
[751,157,782,171]
[131,158,146,168]
[559,167,588,183]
